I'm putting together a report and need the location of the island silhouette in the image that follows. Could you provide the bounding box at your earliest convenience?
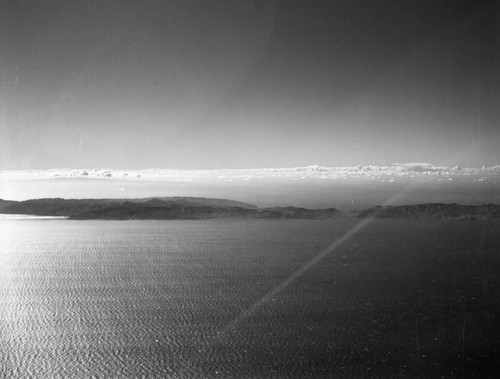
[1,197,499,220]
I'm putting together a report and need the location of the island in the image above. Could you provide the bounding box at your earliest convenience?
[1,197,499,220]
[0,197,343,220]
[357,203,500,220]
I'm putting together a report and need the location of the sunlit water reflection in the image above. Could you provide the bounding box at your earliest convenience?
[1,219,499,377]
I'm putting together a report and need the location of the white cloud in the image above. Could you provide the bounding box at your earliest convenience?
[2,164,500,183]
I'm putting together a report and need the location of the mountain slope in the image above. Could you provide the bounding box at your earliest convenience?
[0,197,343,220]
[357,203,500,220]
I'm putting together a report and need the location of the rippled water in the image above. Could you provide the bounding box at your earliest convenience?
[1,219,499,377]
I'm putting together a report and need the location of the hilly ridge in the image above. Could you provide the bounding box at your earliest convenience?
[1,198,500,220]
[357,203,500,220]
[0,197,342,220]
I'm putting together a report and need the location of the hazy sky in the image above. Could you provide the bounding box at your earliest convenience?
[1,0,499,169]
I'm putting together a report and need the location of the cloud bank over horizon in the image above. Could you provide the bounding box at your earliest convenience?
[2,163,499,211]
[2,162,500,181]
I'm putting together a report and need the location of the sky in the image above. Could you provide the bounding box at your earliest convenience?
[1,0,499,170]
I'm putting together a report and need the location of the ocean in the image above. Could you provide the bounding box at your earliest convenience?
[1,218,499,377]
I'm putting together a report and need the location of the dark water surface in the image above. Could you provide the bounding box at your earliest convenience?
[1,219,499,377]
